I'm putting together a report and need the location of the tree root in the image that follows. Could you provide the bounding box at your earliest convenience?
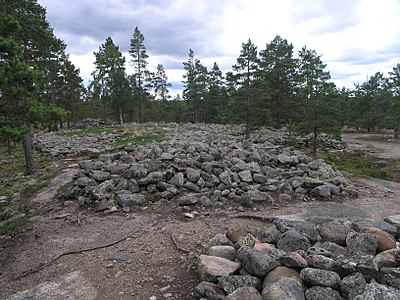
[231,214,276,222]
[13,232,139,280]
[170,234,191,253]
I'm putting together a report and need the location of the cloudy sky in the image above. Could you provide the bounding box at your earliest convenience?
[38,0,400,96]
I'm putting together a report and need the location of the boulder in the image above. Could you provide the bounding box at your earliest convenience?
[207,245,237,261]
[360,227,396,252]
[304,286,342,300]
[300,268,340,289]
[263,266,300,287]
[226,286,262,300]
[198,255,241,282]
[352,280,400,300]
[218,275,262,295]
[277,230,311,252]
[339,272,366,299]
[262,277,305,300]
[237,247,284,277]
[318,221,351,245]
[346,231,378,255]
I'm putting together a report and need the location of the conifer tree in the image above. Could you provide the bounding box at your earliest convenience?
[129,26,149,123]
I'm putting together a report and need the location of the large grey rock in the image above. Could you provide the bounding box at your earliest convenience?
[198,255,241,282]
[351,219,397,237]
[262,277,305,300]
[263,266,300,288]
[277,229,311,252]
[238,170,253,183]
[352,280,400,300]
[318,221,351,245]
[123,164,147,179]
[219,170,232,185]
[339,272,366,299]
[237,247,284,277]
[218,275,262,295]
[207,246,237,261]
[384,215,400,238]
[380,267,400,289]
[89,170,111,182]
[274,219,320,243]
[346,231,378,255]
[115,190,145,208]
[169,172,185,187]
[300,268,340,289]
[304,286,342,300]
[186,167,201,183]
[177,195,198,206]
[226,286,262,300]
[251,225,281,244]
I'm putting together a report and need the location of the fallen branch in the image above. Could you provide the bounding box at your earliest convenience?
[14,232,140,280]
[170,234,191,253]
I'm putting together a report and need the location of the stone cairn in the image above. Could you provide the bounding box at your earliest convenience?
[196,216,400,300]
[61,124,354,212]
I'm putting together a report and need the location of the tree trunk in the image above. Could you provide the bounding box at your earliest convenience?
[312,124,318,158]
[118,105,124,125]
[23,131,36,175]
[7,138,12,156]
[394,128,399,140]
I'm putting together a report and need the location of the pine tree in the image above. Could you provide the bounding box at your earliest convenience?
[259,35,297,127]
[232,39,259,139]
[387,64,400,139]
[91,37,130,124]
[129,26,149,123]
[153,64,171,122]
[295,46,339,156]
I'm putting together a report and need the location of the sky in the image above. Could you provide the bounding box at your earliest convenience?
[38,0,400,96]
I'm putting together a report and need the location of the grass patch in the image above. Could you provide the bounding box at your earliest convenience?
[0,214,28,235]
[61,126,122,137]
[113,134,164,147]
[322,151,392,180]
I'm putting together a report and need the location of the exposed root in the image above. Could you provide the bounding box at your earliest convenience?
[14,232,140,280]
[170,234,191,253]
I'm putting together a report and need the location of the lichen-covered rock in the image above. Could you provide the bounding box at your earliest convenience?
[262,277,305,300]
[318,221,351,245]
[263,266,300,288]
[304,286,342,300]
[218,275,262,295]
[207,245,237,261]
[226,286,262,300]
[346,231,378,255]
[277,230,311,252]
[339,272,366,299]
[360,227,396,253]
[352,280,400,300]
[115,190,145,208]
[237,247,284,277]
[274,219,320,243]
[300,268,340,289]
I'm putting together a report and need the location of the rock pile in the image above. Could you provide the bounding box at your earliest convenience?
[69,118,117,129]
[196,216,400,299]
[61,124,353,211]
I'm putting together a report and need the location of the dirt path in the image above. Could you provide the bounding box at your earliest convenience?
[2,133,400,300]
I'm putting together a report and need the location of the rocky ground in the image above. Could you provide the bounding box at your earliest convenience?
[1,123,400,299]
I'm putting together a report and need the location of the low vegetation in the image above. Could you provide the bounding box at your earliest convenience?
[322,150,393,180]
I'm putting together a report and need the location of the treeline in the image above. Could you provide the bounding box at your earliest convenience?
[1,0,400,172]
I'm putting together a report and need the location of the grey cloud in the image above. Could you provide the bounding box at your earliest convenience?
[40,0,226,59]
[290,0,362,35]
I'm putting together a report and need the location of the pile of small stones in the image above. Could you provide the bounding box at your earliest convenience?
[196,215,400,299]
[61,124,355,211]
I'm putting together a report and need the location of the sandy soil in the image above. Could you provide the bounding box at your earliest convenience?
[1,133,400,300]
